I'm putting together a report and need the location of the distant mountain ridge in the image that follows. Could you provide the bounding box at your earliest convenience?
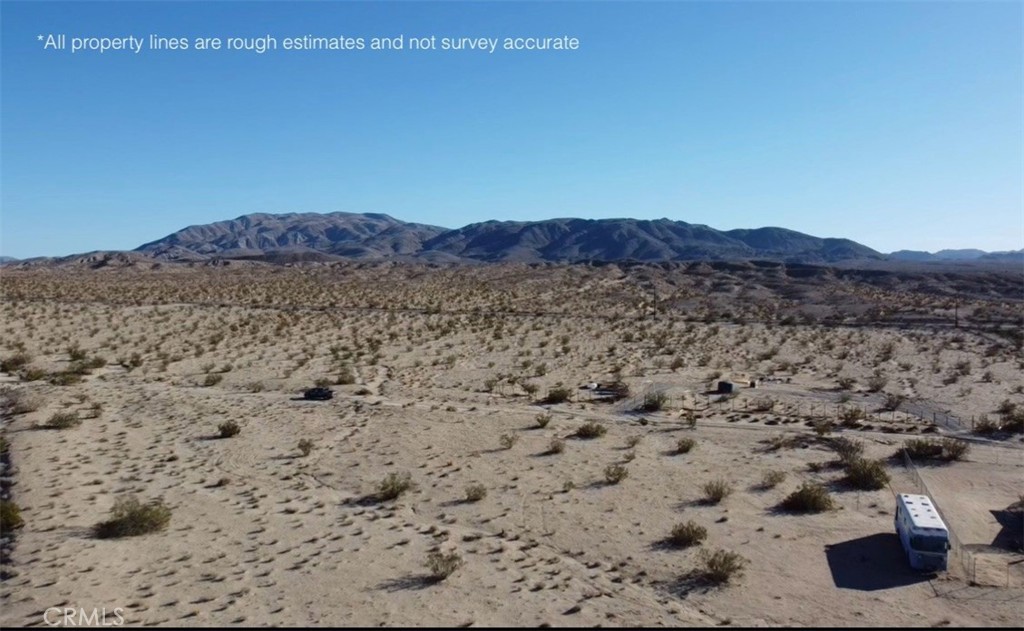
[134,212,884,264]
[890,248,1024,263]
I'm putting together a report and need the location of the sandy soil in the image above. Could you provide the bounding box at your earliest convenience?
[1,264,1021,627]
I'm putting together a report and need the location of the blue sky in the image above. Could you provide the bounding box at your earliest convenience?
[1,0,1021,258]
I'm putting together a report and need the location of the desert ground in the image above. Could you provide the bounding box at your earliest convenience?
[1,261,1022,627]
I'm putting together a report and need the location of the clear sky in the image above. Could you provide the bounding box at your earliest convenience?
[1,0,1021,259]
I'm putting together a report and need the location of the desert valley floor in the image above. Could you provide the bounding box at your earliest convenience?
[0,261,1022,627]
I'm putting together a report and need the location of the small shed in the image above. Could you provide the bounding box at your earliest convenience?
[716,381,734,394]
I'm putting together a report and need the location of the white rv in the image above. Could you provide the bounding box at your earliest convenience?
[894,493,950,571]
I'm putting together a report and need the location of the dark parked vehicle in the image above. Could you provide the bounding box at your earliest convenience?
[303,387,334,401]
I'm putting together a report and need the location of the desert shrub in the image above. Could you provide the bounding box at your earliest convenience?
[426,550,463,581]
[676,437,696,454]
[902,438,969,462]
[812,420,834,436]
[702,479,732,504]
[46,411,80,430]
[464,484,487,503]
[19,367,47,381]
[882,392,906,411]
[902,437,943,460]
[604,464,628,485]
[2,390,41,415]
[0,353,32,374]
[575,421,607,439]
[499,433,519,450]
[544,387,571,404]
[535,412,552,429]
[203,374,224,387]
[838,406,866,426]
[314,377,332,388]
[546,438,566,455]
[297,439,315,457]
[683,410,698,429]
[780,482,835,513]
[67,344,87,361]
[378,472,413,501]
[639,391,668,412]
[625,435,642,448]
[50,371,83,386]
[836,376,855,390]
[940,438,970,461]
[760,470,787,489]
[93,497,172,539]
[698,548,747,584]
[1,500,25,532]
[1003,409,1024,434]
[668,520,707,548]
[996,399,1017,416]
[217,421,241,438]
[973,416,1000,435]
[843,458,890,490]
[830,437,864,465]
[336,365,357,385]
[866,373,888,393]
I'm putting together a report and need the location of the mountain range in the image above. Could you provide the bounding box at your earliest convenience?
[135,212,884,264]
[4,212,1019,266]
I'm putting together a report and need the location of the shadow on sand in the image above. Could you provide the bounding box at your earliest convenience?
[825,533,933,591]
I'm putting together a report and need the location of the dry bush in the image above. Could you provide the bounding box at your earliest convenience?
[544,387,571,404]
[217,421,241,438]
[378,472,414,501]
[759,470,787,489]
[426,550,463,582]
[698,548,747,585]
[702,479,732,504]
[297,439,315,457]
[499,433,519,450]
[780,482,835,513]
[676,437,696,454]
[1,500,24,532]
[46,411,80,430]
[901,438,970,462]
[668,520,707,548]
[93,497,172,539]
[575,421,607,439]
[1,389,41,415]
[882,392,906,411]
[464,484,487,503]
[812,420,834,436]
[973,415,1001,435]
[843,458,890,490]
[0,353,32,374]
[535,412,552,429]
[203,373,224,387]
[546,437,566,455]
[604,463,629,485]
[838,406,866,426]
[639,391,668,412]
[830,436,864,465]
[866,373,888,393]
